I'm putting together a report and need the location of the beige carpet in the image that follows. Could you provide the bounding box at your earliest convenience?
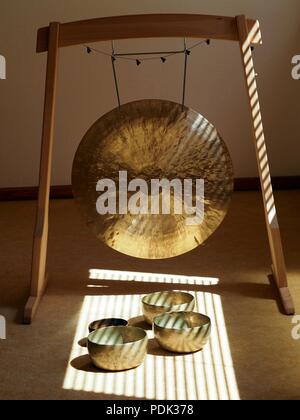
[0,191,299,400]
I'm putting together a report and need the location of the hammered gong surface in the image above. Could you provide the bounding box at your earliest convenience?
[72,99,234,259]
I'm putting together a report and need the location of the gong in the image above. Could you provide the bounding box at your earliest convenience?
[72,99,234,259]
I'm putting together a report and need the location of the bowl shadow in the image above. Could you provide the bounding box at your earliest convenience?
[71,354,146,374]
[78,337,88,348]
[147,338,203,357]
[71,355,103,373]
[128,315,152,331]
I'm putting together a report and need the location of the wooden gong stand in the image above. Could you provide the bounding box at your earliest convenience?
[24,13,295,324]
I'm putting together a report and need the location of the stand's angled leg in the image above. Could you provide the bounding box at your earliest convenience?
[24,22,60,324]
[236,15,294,315]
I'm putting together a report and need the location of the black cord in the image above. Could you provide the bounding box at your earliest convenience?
[84,39,210,63]
[86,39,211,109]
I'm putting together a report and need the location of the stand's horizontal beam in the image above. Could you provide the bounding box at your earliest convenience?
[37,14,262,53]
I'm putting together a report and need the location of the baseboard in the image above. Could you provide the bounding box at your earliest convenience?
[0,177,299,201]
[0,185,73,201]
[234,176,300,191]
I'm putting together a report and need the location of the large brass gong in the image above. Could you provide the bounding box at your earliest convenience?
[72,99,234,259]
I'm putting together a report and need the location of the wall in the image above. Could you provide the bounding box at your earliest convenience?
[0,0,299,188]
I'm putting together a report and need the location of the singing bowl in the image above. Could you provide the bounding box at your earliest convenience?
[87,326,148,371]
[153,311,211,353]
[72,99,234,259]
[88,318,128,333]
[142,291,195,325]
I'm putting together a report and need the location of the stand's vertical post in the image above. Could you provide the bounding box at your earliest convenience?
[24,22,60,324]
[236,15,294,315]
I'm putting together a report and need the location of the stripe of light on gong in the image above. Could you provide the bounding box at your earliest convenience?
[63,273,239,399]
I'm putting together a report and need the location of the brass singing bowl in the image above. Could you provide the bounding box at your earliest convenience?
[154,311,211,353]
[142,291,195,325]
[87,326,148,371]
[88,318,128,333]
[72,99,234,259]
